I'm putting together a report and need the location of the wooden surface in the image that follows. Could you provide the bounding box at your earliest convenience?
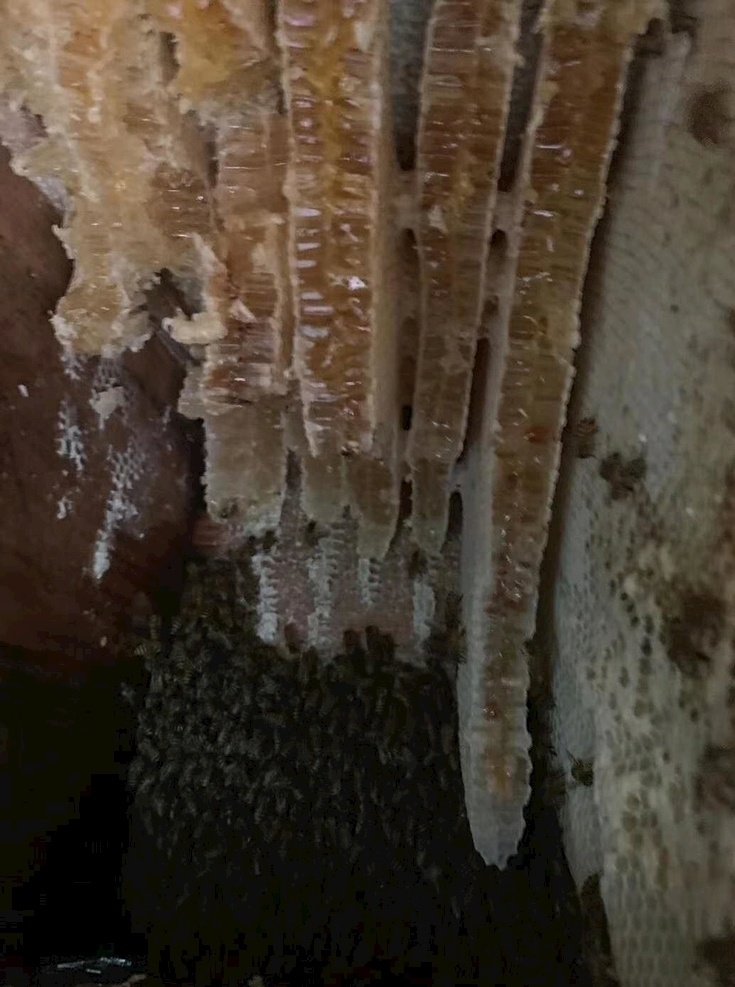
[0,145,196,671]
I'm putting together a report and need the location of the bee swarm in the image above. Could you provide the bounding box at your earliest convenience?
[124,554,587,984]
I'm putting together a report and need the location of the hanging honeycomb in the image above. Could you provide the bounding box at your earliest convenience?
[0,0,663,882]
[277,0,398,457]
[0,0,218,353]
[143,0,292,532]
[146,0,274,114]
[206,109,293,402]
[407,0,521,554]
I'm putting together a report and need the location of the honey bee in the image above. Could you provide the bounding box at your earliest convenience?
[569,752,594,788]
[572,416,599,459]
[599,452,646,500]
[695,932,735,987]
[221,498,245,522]
[444,591,467,670]
[688,84,731,148]
[120,681,139,709]
[407,548,428,579]
[697,745,735,812]
[303,519,322,548]
[133,638,161,663]
[541,753,592,804]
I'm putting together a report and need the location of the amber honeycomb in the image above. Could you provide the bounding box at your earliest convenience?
[0,0,654,872]
[407,0,521,553]
[278,0,396,457]
[203,108,293,405]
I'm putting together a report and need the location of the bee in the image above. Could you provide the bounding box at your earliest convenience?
[599,452,647,500]
[695,932,735,987]
[216,499,239,521]
[572,416,599,459]
[127,757,145,789]
[136,770,157,798]
[663,589,724,680]
[303,519,322,548]
[569,752,594,788]
[137,737,160,763]
[407,549,428,580]
[689,84,730,149]
[697,746,735,811]
[151,790,167,817]
[133,638,161,663]
[160,760,180,784]
[444,591,467,670]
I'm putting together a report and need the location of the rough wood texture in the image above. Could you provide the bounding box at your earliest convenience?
[0,146,194,664]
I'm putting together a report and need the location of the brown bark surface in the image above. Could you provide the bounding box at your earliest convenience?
[0,147,195,669]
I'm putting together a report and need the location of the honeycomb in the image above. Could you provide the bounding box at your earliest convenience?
[206,109,293,402]
[204,401,287,534]
[277,0,398,457]
[346,432,402,559]
[545,10,735,986]
[0,0,677,886]
[407,0,521,554]
[457,0,655,866]
[146,0,273,115]
[144,0,293,538]
[0,0,217,353]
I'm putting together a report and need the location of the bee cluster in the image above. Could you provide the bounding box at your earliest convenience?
[123,555,587,985]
